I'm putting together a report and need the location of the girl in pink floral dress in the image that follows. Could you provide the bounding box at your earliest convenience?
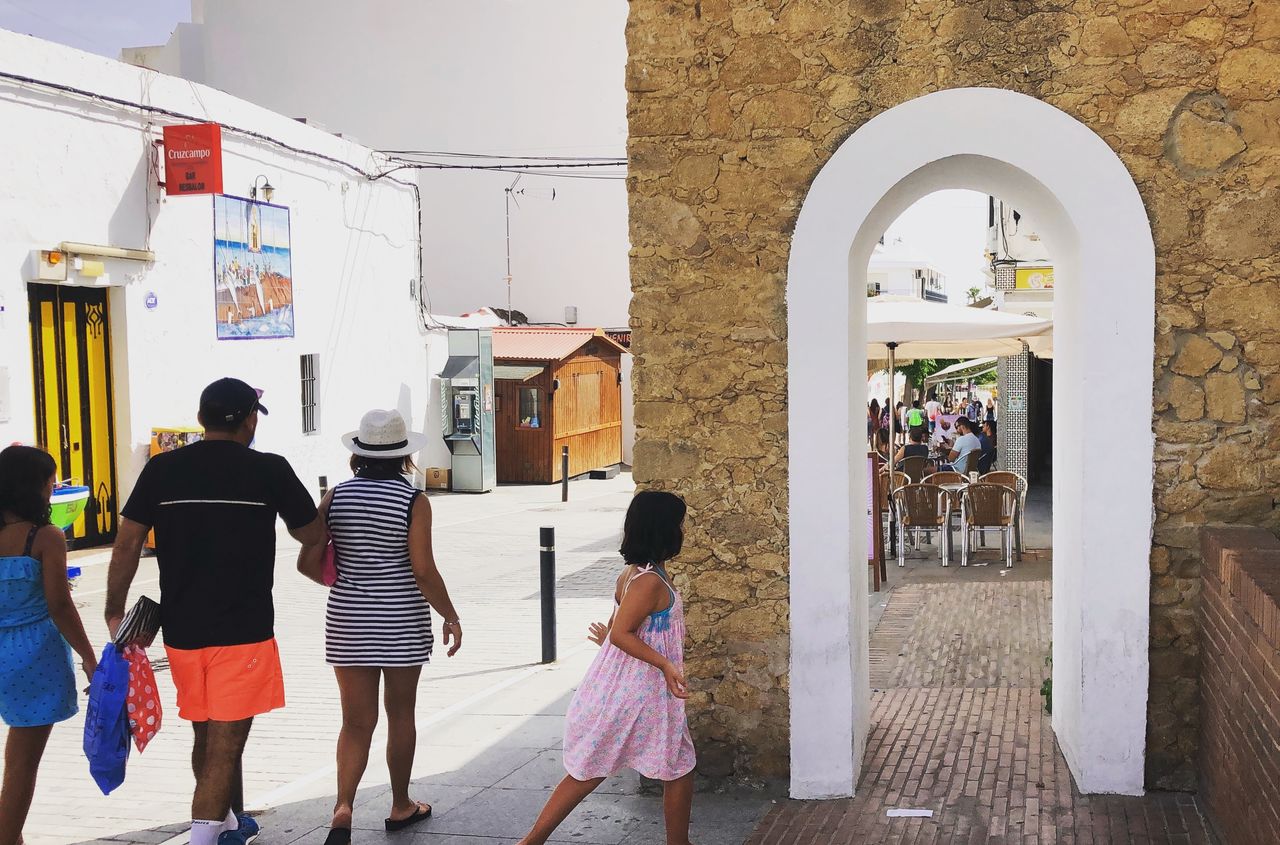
[518,491,697,845]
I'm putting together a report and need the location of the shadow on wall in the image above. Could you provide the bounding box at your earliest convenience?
[108,144,151,252]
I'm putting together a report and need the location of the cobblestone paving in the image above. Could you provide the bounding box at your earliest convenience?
[748,688,1217,844]
[871,581,1052,689]
[750,556,1220,844]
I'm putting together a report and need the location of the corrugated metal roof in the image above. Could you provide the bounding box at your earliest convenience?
[492,328,627,361]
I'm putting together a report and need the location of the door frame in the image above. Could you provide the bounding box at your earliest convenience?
[27,283,120,548]
[786,88,1155,797]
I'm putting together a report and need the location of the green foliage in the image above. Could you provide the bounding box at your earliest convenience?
[1040,646,1053,715]
[894,358,963,401]
[966,286,982,304]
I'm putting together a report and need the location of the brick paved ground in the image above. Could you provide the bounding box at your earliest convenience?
[750,553,1220,844]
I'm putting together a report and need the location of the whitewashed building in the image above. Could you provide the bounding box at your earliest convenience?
[866,237,948,303]
[985,196,1055,320]
[0,29,459,547]
[983,197,1056,482]
[121,0,634,460]
[120,0,630,330]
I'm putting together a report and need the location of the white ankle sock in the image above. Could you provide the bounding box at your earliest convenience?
[190,819,224,845]
[223,808,239,832]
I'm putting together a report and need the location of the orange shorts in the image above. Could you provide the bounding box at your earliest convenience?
[165,639,285,723]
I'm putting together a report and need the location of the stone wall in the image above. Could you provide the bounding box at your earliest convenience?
[1198,526,1280,843]
[626,0,1280,788]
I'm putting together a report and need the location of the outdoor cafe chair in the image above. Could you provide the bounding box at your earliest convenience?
[898,455,929,484]
[923,470,965,487]
[981,471,1027,560]
[891,483,951,567]
[924,471,967,558]
[877,470,909,554]
[959,483,1017,568]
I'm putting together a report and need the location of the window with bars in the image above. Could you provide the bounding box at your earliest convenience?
[301,354,319,434]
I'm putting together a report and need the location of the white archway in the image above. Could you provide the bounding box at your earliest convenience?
[786,88,1154,799]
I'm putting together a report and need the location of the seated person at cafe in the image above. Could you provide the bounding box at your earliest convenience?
[893,427,931,469]
[978,420,998,474]
[944,417,983,474]
[929,417,955,455]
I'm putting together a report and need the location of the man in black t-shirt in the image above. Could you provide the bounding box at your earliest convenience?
[107,378,323,845]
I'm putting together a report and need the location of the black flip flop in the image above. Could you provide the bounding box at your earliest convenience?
[322,827,351,845]
[384,803,432,831]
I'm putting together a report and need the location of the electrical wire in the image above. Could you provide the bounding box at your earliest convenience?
[498,170,627,180]
[381,149,625,162]
[0,67,452,330]
[391,160,623,169]
[372,158,627,182]
[0,67,628,326]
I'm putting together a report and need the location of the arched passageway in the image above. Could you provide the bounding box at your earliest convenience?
[787,88,1155,798]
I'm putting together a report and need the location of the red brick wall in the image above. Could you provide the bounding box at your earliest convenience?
[1199,526,1280,845]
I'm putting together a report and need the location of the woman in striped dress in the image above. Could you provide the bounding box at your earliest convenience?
[299,409,462,845]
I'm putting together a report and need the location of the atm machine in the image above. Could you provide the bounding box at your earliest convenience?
[439,328,496,492]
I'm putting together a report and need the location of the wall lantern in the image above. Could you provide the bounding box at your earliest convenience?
[250,175,275,203]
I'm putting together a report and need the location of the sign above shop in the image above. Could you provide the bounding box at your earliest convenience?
[162,123,223,196]
[144,292,158,311]
[1014,266,1054,290]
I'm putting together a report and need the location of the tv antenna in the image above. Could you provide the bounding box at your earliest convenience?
[504,175,556,325]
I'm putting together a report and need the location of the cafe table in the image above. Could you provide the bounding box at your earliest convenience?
[938,481,968,561]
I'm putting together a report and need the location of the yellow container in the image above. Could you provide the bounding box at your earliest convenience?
[144,427,204,549]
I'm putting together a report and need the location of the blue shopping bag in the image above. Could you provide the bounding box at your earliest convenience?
[82,642,131,795]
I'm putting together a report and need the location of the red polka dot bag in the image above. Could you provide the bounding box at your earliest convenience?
[122,646,163,753]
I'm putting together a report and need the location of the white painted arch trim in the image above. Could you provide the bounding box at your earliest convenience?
[786,88,1154,799]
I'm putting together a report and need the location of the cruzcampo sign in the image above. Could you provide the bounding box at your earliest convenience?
[162,123,223,196]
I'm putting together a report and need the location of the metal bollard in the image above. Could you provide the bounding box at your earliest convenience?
[561,445,569,502]
[540,526,557,663]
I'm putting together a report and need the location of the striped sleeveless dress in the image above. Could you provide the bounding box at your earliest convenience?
[324,476,434,666]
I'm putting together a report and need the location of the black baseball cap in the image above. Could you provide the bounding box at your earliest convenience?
[199,377,269,425]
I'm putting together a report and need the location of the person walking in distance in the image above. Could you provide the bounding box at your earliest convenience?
[906,399,926,435]
[966,395,983,423]
[518,491,697,845]
[295,409,463,845]
[105,379,324,845]
[0,446,98,845]
[924,394,942,434]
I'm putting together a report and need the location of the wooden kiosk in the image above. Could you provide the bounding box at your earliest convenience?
[492,328,627,483]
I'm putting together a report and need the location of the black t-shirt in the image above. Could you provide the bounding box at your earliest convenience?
[121,440,317,649]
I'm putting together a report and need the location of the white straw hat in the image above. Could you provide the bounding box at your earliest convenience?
[341,409,429,458]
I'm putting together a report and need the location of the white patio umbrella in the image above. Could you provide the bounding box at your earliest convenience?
[867,296,1052,485]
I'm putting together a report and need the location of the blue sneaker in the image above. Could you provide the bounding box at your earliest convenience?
[237,815,260,843]
[217,815,260,845]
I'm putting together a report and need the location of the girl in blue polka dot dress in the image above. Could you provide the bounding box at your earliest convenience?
[0,446,97,844]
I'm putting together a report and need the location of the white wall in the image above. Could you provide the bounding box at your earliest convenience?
[132,0,631,332]
[0,29,446,505]
[988,199,1053,265]
[788,88,1154,798]
[132,0,633,462]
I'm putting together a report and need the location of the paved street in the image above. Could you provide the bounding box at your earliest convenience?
[11,472,771,845]
[750,554,1219,844]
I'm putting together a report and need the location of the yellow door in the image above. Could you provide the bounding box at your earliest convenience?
[27,284,119,548]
